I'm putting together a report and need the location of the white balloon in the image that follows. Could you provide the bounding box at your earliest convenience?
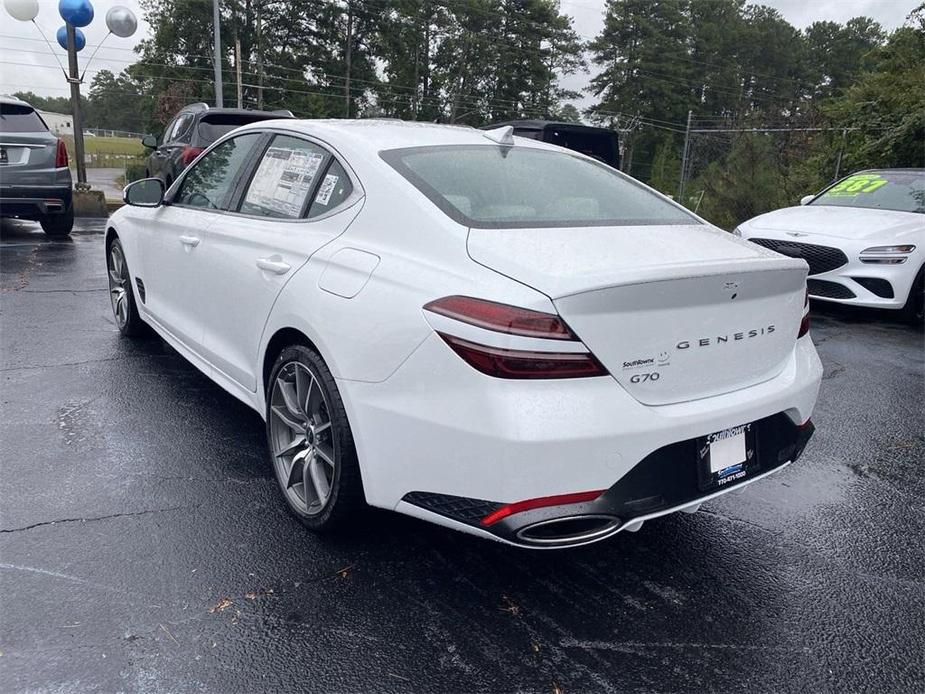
[3,0,39,22]
[105,5,137,38]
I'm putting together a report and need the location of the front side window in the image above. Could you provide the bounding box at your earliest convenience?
[174,133,262,210]
[240,135,329,219]
[811,170,924,214]
[381,145,698,228]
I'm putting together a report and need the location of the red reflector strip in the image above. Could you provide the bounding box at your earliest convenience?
[437,333,608,379]
[481,490,606,526]
[798,312,810,338]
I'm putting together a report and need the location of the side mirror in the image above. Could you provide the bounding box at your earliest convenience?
[800,194,815,206]
[141,134,158,149]
[124,178,165,207]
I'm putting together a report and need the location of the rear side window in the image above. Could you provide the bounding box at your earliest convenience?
[382,145,698,229]
[175,133,262,210]
[166,113,194,143]
[0,103,48,133]
[308,159,353,218]
[240,135,328,219]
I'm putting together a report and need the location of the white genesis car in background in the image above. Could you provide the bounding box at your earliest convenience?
[735,169,924,324]
[107,120,822,548]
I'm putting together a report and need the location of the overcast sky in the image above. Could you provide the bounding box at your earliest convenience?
[0,0,919,104]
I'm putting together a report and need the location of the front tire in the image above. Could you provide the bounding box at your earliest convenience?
[266,345,364,531]
[900,265,924,326]
[40,207,74,237]
[106,237,145,337]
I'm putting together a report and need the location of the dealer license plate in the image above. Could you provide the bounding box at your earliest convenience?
[696,423,758,491]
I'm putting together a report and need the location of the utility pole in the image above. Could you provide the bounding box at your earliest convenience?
[256,3,264,110]
[834,127,848,180]
[677,109,693,202]
[212,0,224,107]
[344,1,353,118]
[235,36,243,108]
[65,24,87,187]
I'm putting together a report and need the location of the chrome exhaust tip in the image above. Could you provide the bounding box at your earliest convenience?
[515,514,621,546]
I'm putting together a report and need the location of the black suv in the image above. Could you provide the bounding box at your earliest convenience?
[142,103,293,187]
[0,95,74,236]
[480,120,621,169]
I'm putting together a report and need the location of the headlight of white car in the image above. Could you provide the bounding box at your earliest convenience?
[731,227,743,237]
[859,245,916,264]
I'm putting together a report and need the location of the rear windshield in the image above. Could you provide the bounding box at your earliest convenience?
[381,145,698,228]
[811,170,924,214]
[197,115,273,144]
[0,103,48,133]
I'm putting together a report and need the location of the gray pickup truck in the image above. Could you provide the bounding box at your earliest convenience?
[0,95,74,236]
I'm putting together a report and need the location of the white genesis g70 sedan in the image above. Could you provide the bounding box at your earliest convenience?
[108,120,822,548]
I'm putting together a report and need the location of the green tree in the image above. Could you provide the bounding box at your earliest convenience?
[825,16,925,168]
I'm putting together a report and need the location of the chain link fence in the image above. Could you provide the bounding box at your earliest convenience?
[677,120,855,230]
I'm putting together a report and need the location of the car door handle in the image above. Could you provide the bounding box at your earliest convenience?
[256,257,291,274]
[179,235,200,247]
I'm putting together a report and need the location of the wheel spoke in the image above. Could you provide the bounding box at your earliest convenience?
[295,367,314,415]
[306,455,331,505]
[314,442,335,468]
[278,378,303,419]
[271,405,305,434]
[285,460,302,490]
[313,421,332,437]
[109,268,123,285]
[277,435,306,457]
[115,293,126,323]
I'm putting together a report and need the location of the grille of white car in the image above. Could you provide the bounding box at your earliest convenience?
[749,238,849,276]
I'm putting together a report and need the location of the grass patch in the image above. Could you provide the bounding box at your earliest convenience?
[62,135,145,157]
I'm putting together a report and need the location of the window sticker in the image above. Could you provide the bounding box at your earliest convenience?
[315,173,339,206]
[244,147,324,217]
[823,173,889,198]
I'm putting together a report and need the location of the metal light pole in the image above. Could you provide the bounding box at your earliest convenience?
[213,0,224,107]
[65,24,88,188]
[677,109,693,202]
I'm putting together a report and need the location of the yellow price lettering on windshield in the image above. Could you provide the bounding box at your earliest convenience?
[825,174,889,197]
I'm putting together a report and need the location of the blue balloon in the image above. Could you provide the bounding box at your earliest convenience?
[58,0,94,28]
[56,25,86,51]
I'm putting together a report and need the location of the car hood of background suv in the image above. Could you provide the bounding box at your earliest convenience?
[744,205,923,242]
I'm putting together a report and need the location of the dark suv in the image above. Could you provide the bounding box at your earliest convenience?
[480,120,621,169]
[0,95,74,236]
[142,103,294,187]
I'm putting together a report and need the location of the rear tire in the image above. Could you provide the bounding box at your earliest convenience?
[106,237,146,337]
[900,265,924,326]
[266,344,365,531]
[40,207,74,237]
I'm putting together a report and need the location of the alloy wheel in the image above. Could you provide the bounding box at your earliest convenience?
[107,243,130,328]
[268,361,337,515]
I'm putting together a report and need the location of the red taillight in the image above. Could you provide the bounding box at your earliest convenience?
[481,490,606,526]
[798,287,810,338]
[425,295,576,340]
[181,146,204,165]
[437,333,608,379]
[55,138,68,168]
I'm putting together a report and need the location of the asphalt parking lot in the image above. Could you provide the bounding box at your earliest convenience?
[1,218,923,693]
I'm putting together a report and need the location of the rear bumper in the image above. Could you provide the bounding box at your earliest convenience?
[1,185,73,218]
[401,414,813,547]
[338,333,823,547]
